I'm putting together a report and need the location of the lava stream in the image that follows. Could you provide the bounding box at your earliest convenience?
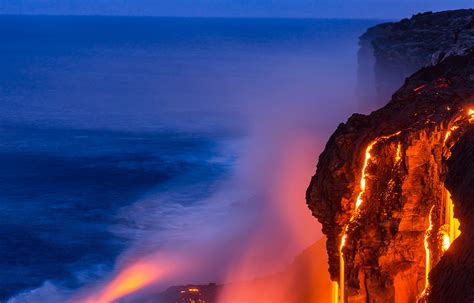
[335,131,401,303]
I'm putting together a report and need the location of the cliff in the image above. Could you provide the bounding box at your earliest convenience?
[357,9,474,108]
[428,128,474,302]
[307,49,474,302]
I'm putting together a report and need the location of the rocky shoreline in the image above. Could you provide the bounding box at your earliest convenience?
[309,10,474,302]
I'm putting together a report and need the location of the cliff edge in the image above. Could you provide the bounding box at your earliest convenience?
[308,49,474,302]
[357,9,474,109]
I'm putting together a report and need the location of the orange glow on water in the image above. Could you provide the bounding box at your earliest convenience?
[84,260,164,303]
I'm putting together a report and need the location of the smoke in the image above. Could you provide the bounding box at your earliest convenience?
[74,58,356,302]
[5,19,367,303]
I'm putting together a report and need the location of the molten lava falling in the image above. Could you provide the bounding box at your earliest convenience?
[338,234,346,303]
[84,261,163,303]
[334,132,401,303]
[331,282,339,303]
[423,206,435,291]
[421,107,473,298]
[395,142,402,162]
[445,191,461,245]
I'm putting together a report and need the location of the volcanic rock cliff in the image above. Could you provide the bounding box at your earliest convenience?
[307,49,474,303]
[357,9,474,108]
[428,128,474,302]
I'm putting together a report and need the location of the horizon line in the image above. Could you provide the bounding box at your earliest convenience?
[0,13,397,22]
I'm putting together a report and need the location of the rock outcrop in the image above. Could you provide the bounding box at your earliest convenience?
[307,49,474,302]
[357,9,474,109]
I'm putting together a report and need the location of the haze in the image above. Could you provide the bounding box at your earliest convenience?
[0,0,472,19]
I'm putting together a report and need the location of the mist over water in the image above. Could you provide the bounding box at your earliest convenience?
[0,16,379,302]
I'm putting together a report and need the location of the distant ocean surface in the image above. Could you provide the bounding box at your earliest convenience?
[0,16,378,301]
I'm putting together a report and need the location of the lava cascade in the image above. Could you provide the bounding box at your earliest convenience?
[307,51,474,302]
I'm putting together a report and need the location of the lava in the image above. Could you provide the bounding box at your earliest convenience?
[444,125,459,143]
[420,106,473,298]
[395,142,402,162]
[439,190,460,254]
[423,206,435,290]
[335,131,401,303]
[338,234,347,303]
[180,288,205,303]
[414,84,428,92]
[441,228,451,252]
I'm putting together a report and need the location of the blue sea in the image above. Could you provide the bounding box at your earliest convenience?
[0,16,378,301]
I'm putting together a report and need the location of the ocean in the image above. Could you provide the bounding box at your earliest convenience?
[0,16,378,301]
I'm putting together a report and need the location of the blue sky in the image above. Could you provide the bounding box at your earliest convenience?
[0,0,472,18]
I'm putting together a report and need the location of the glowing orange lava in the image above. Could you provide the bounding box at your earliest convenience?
[84,261,163,303]
[333,106,472,302]
[443,190,461,251]
[331,282,339,303]
[444,125,459,143]
[421,107,472,298]
[338,234,347,303]
[441,230,451,252]
[335,132,401,303]
[423,206,435,290]
[395,143,402,162]
[355,142,375,209]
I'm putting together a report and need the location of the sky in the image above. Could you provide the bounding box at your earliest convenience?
[0,0,472,19]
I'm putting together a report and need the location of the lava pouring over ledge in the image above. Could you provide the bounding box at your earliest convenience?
[333,107,473,303]
[419,107,474,298]
[334,131,402,303]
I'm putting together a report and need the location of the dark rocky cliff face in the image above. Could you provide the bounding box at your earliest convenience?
[307,50,474,302]
[428,128,474,302]
[357,9,474,109]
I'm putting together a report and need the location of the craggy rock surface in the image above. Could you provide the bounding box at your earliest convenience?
[307,51,474,302]
[428,129,474,303]
[358,9,474,107]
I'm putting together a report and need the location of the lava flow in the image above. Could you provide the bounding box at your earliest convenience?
[334,131,402,303]
[308,42,474,301]
[419,107,473,299]
[423,205,435,292]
